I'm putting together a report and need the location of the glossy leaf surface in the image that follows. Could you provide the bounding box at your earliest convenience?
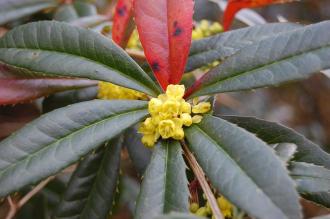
[0,0,56,25]
[0,100,148,197]
[185,115,302,219]
[187,21,330,97]
[0,21,161,96]
[134,0,194,89]
[222,116,330,168]
[186,22,300,72]
[135,140,189,219]
[55,138,122,219]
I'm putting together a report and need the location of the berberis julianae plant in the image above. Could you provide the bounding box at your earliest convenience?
[0,0,330,219]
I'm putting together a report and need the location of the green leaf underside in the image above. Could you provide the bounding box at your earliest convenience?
[0,21,161,96]
[56,137,122,219]
[0,0,57,25]
[186,23,300,72]
[290,162,330,208]
[222,116,330,169]
[185,115,302,219]
[0,100,148,197]
[124,127,152,175]
[190,21,330,97]
[55,147,105,219]
[135,140,189,219]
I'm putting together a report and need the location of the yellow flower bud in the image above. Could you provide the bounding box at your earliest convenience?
[199,20,210,32]
[195,207,208,217]
[148,98,163,115]
[192,102,211,114]
[189,203,199,213]
[192,28,203,40]
[217,196,233,218]
[158,119,176,139]
[173,127,184,140]
[210,22,223,34]
[205,202,212,215]
[166,84,185,100]
[181,113,192,126]
[192,115,203,124]
[141,134,157,148]
[162,100,181,117]
[138,117,155,135]
[181,101,191,114]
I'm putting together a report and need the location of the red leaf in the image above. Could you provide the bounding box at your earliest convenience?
[0,65,97,105]
[223,0,296,31]
[112,0,135,48]
[134,0,194,90]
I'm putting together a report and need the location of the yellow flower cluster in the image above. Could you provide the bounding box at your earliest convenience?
[190,196,233,218]
[127,29,143,50]
[138,85,211,147]
[97,81,147,100]
[192,20,223,40]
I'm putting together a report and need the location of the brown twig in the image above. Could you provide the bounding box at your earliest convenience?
[5,176,55,219]
[126,49,146,62]
[181,140,224,219]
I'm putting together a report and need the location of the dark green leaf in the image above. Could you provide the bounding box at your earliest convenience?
[124,127,151,175]
[290,162,330,208]
[0,100,148,197]
[54,2,97,22]
[0,21,161,96]
[222,116,330,168]
[0,0,57,25]
[56,137,123,219]
[154,213,205,219]
[185,115,302,219]
[189,21,330,97]
[186,23,300,72]
[119,176,140,213]
[42,86,98,113]
[135,140,189,219]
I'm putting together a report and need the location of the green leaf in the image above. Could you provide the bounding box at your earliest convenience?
[135,140,189,219]
[124,127,151,175]
[54,2,98,22]
[310,215,330,219]
[154,213,205,219]
[42,86,98,113]
[186,23,300,72]
[185,115,302,219]
[0,21,161,96]
[273,143,297,163]
[55,137,123,219]
[189,21,330,97]
[290,162,330,208]
[0,0,57,25]
[0,100,148,197]
[222,116,330,169]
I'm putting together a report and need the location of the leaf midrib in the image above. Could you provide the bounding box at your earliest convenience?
[0,107,147,177]
[0,47,157,96]
[192,124,287,217]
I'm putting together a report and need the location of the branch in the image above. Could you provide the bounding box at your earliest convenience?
[5,176,55,219]
[181,140,224,219]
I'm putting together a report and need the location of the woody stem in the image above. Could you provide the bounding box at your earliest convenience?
[180,140,224,219]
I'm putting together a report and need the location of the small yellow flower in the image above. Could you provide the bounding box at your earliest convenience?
[138,118,155,134]
[148,98,163,115]
[158,119,176,139]
[180,101,191,114]
[141,134,158,148]
[98,81,146,100]
[166,84,185,100]
[195,207,208,217]
[192,102,211,114]
[161,100,181,118]
[217,196,233,218]
[189,203,199,213]
[192,115,203,124]
[181,113,192,126]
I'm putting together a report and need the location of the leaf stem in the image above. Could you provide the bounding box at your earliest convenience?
[180,140,224,219]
